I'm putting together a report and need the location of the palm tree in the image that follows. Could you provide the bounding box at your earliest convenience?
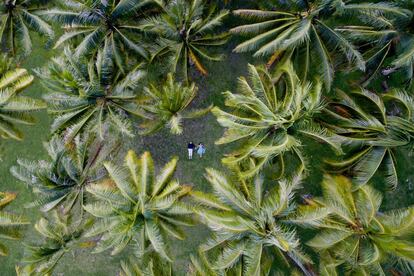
[84,150,195,259]
[142,0,229,82]
[0,0,53,56]
[305,175,414,275]
[190,169,320,275]
[0,191,29,256]
[337,1,412,85]
[119,250,172,276]
[323,88,414,190]
[0,54,45,140]
[37,48,146,142]
[11,133,118,219]
[18,211,95,275]
[212,62,342,179]
[41,0,151,70]
[139,73,212,135]
[230,0,407,89]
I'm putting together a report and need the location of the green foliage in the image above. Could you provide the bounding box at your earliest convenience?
[84,150,195,259]
[143,0,229,81]
[0,0,53,56]
[306,175,414,275]
[42,0,151,70]
[0,191,29,257]
[139,73,211,135]
[11,133,118,218]
[213,62,342,179]
[18,211,94,275]
[190,170,320,275]
[324,88,414,189]
[0,55,46,140]
[37,48,146,142]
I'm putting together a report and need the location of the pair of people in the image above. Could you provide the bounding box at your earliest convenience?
[187,142,205,159]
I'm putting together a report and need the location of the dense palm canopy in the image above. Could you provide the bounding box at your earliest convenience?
[213,62,342,179]
[37,48,146,142]
[0,191,29,256]
[305,175,414,275]
[231,0,409,89]
[84,150,194,259]
[0,0,53,55]
[139,73,211,135]
[0,55,45,140]
[191,170,319,275]
[142,0,229,81]
[11,133,117,218]
[18,212,94,275]
[324,88,414,189]
[42,0,151,70]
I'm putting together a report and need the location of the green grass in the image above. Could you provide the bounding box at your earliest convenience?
[2,37,414,276]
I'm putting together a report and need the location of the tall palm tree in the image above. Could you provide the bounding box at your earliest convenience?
[0,0,53,56]
[84,150,195,259]
[42,0,151,70]
[142,0,229,82]
[139,73,212,135]
[18,211,95,275]
[190,169,320,275]
[230,0,407,89]
[37,48,146,142]
[305,175,414,275]
[212,62,342,179]
[0,54,45,140]
[324,88,414,190]
[11,133,118,219]
[0,191,29,256]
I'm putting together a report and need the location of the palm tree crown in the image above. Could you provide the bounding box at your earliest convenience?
[324,88,414,189]
[213,62,342,179]
[0,0,53,55]
[142,0,229,81]
[306,175,414,275]
[84,150,194,259]
[191,170,318,275]
[0,55,45,140]
[42,0,150,69]
[11,133,117,218]
[231,0,408,89]
[18,212,94,275]
[139,73,211,135]
[37,48,146,142]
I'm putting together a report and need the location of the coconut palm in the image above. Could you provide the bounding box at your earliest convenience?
[212,62,342,179]
[190,169,321,275]
[142,0,229,82]
[230,0,408,89]
[336,1,412,85]
[305,175,414,275]
[0,55,45,140]
[0,191,29,256]
[18,211,95,275]
[139,73,212,135]
[84,150,195,259]
[42,0,151,70]
[119,250,172,276]
[11,133,118,219]
[0,0,53,56]
[37,48,146,142]
[324,88,414,190]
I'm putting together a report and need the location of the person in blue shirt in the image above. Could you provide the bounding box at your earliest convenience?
[196,143,206,158]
